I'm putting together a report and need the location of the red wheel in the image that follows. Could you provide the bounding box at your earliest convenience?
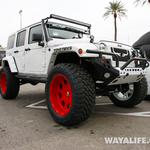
[0,66,20,99]
[0,72,7,94]
[46,63,95,126]
[49,74,72,115]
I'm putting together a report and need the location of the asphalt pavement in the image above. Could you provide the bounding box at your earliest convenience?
[0,83,150,150]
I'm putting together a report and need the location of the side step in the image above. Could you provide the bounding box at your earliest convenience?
[15,75,47,83]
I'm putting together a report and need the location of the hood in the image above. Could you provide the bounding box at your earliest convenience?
[52,38,91,46]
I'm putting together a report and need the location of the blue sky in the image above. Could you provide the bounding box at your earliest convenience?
[0,0,150,47]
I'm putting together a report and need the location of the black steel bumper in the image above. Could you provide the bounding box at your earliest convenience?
[86,50,148,85]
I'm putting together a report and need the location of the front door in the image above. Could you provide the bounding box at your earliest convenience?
[25,43,46,72]
[25,24,46,73]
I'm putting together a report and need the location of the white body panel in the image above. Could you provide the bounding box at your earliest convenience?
[2,56,18,72]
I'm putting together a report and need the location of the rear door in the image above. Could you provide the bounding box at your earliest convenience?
[13,30,26,72]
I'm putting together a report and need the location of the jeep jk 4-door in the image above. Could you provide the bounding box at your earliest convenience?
[0,14,149,126]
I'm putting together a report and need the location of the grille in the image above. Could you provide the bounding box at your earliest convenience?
[111,48,130,61]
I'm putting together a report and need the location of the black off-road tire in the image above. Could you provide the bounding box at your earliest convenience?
[45,63,96,126]
[109,77,147,108]
[0,66,20,99]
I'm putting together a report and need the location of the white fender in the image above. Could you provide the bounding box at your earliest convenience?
[2,56,18,73]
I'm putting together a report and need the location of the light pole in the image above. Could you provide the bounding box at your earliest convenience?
[19,10,22,29]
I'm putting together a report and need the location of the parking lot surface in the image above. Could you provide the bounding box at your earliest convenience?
[1,83,150,150]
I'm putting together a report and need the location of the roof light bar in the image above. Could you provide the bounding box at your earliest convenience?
[49,14,91,29]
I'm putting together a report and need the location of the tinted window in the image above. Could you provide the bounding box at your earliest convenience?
[16,30,26,47]
[29,25,43,44]
[47,23,89,39]
[7,34,15,49]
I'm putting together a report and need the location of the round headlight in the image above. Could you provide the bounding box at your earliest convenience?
[99,43,106,50]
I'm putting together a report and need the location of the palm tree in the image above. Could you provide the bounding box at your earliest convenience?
[134,0,150,6]
[103,1,127,41]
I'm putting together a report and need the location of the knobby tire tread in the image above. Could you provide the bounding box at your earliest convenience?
[109,77,147,108]
[46,63,96,126]
[0,66,19,99]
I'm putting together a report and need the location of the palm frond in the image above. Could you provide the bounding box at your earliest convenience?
[103,1,127,20]
[134,0,149,6]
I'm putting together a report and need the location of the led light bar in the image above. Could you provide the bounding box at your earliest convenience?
[49,14,91,29]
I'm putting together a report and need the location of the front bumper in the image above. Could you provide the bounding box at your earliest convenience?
[86,50,148,85]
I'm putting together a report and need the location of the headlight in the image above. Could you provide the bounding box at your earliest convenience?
[99,43,106,50]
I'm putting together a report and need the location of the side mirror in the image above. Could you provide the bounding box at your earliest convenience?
[90,35,94,43]
[32,33,44,47]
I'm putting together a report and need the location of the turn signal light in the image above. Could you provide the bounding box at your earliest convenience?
[102,56,106,63]
[78,49,83,54]
[134,60,136,64]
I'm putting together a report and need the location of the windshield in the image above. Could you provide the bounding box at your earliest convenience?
[47,23,90,39]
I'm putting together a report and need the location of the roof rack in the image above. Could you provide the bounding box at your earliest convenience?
[42,14,91,42]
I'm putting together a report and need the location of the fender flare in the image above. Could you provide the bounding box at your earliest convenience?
[2,56,18,73]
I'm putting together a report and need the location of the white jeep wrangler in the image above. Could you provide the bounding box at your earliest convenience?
[0,14,148,125]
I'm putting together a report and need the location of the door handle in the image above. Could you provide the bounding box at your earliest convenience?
[25,48,31,51]
[14,50,19,53]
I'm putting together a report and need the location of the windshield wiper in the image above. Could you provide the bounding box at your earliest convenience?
[51,36,66,39]
[65,27,85,34]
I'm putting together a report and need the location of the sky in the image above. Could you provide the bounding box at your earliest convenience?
[0,0,150,48]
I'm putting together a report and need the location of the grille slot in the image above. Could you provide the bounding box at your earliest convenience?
[111,48,130,61]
